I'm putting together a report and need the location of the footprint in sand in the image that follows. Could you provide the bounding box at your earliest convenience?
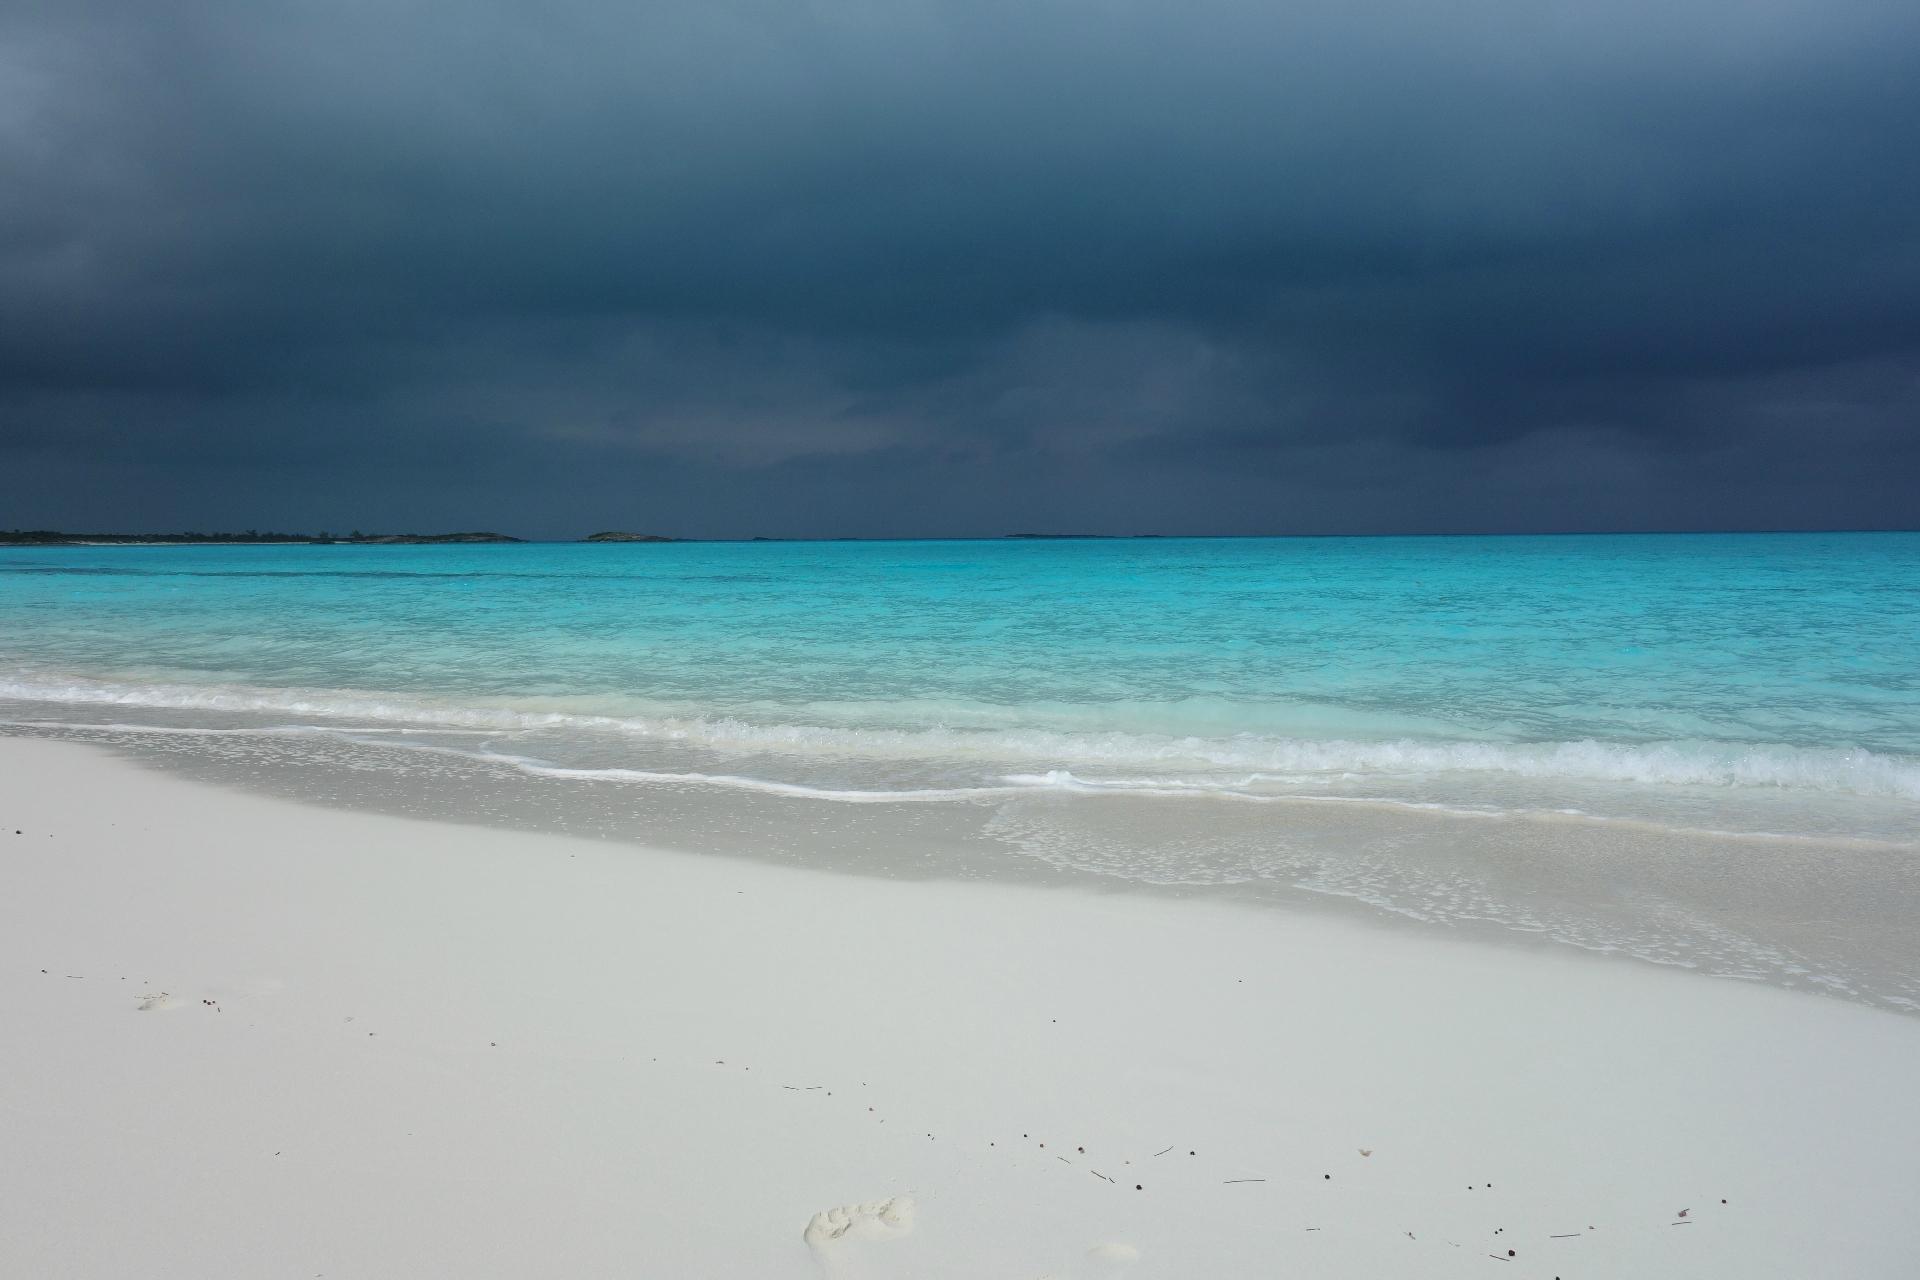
[1033,1242,1141,1280]
[135,978,281,1013]
[803,1197,1137,1280]
[803,1197,916,1278]
[1079,1242,1140,1278]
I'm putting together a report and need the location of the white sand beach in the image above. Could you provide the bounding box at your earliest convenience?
[4,734,1918,1278]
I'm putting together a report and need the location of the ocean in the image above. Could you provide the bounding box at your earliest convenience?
[4,533,1917,1007]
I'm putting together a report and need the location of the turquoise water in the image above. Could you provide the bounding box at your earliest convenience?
[2,534,1917,839]
[7,532,1919,1009]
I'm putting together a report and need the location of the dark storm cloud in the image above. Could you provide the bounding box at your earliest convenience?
[1,0,1917,535]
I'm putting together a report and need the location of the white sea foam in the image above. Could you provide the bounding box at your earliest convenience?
[3,668,1918,800]
[484,755,1034,803]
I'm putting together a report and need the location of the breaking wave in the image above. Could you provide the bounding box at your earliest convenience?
[3,668,1917,801]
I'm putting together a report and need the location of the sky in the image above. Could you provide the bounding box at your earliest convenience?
[2,0,1917,538]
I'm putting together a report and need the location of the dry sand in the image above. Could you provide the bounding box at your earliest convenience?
[3,736,1918,1277]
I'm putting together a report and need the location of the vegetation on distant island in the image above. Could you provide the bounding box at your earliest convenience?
[1,529,324,544]
[0,529,523,545]
[1,530,1164,546]
[344,532,524,544]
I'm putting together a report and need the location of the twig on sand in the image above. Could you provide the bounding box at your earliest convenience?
[1671,1221,1694,1227]
[1091,1171,1115,1183]
[1549,1233,1583,1238]
[1152,1146,1174,1157]
[1222,1178,1266,1184]
[1488,1254,1511,1262]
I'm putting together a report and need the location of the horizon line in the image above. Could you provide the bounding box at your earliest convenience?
[5,526,1919,545]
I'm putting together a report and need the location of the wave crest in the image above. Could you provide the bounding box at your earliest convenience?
[2,669,1916,800]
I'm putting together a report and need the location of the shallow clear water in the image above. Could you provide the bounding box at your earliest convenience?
[2,534,1915,831]
[4,533,1918,1010]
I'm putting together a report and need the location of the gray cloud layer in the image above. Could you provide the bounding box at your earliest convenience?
[3,0,1917,535]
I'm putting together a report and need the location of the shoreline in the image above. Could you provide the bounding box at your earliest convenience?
[4,735,1919,1276]
[7,709,1918,1019]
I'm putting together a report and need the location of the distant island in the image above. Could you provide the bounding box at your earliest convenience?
[0,529,522,546]
[0,530,1186,546]
[2,529,317,545]
[346,532,523,544]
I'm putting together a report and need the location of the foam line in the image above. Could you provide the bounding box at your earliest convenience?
[3,670,1917,798]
